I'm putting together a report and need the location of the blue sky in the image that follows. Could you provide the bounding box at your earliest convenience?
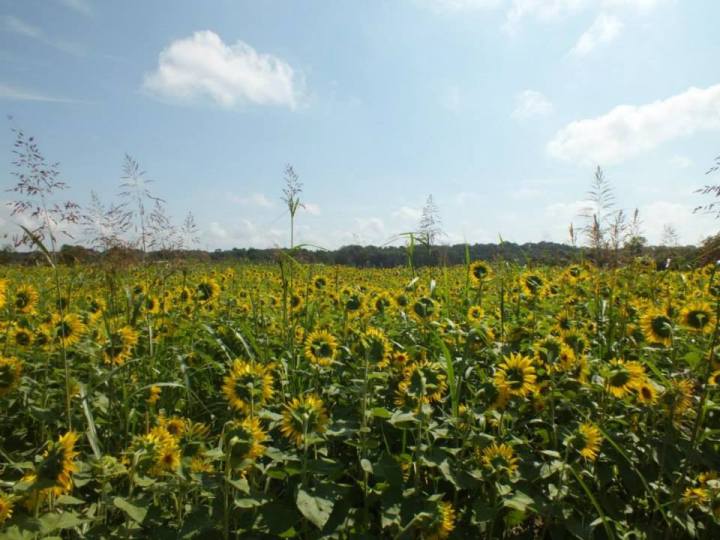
[1,0,719,250]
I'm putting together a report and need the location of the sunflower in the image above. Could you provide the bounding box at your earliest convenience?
[395,360,447,407]
[423,501,456,540]
[342,291,364,317]
[494,353,537,397]
[681,302,715,334]
[158,415,187,439]
[145,295,162,315]
[289,291,305,314]
[469,261,493,286]
[85,297,106,322]
[709,370,720,386]
[641,308,673,346]
[605,359,645,398]
[660,379,694,420]
[196,279,220,303]
[0,491,13,526]
[147,385,161,405]
[313,276,327,290]
[0,279,6,310]
[0,356,22,397]
[520,273,545,297]
[410,296,438,322]
[37,431,79,492]
[49,313,86,348]
[13,285,39,315]
[682,487,710,507]
[226,416,267,468]
[567,423,603,461]
[635,379,658,404]
[466,305,484,324]
[102,326,139,365]
[370,291,392,315]
[304,329,338,367]
[222,360,274,414]
[361,327,392,368]
[280,394,329,447]
[480,442,519,475]
[12,326,33,348]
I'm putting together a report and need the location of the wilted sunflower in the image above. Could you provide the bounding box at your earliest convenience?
[13,285,39,315]
[361,327,392,368]
[681,302,715,334]
[605,359,645,398]
[304,329,338,367]
[280,394,329,447]
[494,353,537,398]
[567,423,603,461]
[0,492,13,525]
[469,261,492,286]
[37,431,79,493]
[660,379,694,421]
[423,500,456,540]
[480,442,519,475]
[226,416,267,469]
[222,360,274,414]
[395,360,447,407]
[49,313,86,348]
[641,308,673,346]
[102,326,139,365]
[0,356,22,397]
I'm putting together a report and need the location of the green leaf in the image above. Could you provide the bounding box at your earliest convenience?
[39,512,82,534]
[296,487,335,529]
[503,491,535,513]
[113,496,147,524]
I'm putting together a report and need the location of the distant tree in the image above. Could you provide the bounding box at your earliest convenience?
[661,224,680,247]
[281,164,304,249]
[417,194,444,248]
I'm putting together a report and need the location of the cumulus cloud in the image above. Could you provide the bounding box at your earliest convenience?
[570,13,623,56]
[547,84,720,165]
[205,219,286,249]
[393,206,422,221]
[143,30,302,109]
[512,90,554,119]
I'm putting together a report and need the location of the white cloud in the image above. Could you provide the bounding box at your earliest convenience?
[0,83,78,103]
[639,201,715,244]
[669,155,692,169]
[547,84,720,165]
[229,192,274,208]
[2,15,85,55]
[205,219,286,249]
[421,0,503,13]
[512,90,554,119]
[303,203,321,216]
[57,0,92,15]
[143,30,302,109]
[570,13,623,56]
[393,206,422,221]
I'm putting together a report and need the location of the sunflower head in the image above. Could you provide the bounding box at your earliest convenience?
[641,309,673,346]
[222,360,274,414]
[226,416,267,468]
[469,261,492,286]
[681,302,715,334]
[0,356,22,397]
[304,329,338,367]
[480,442,519,476]
[605,359,645,398]
[422,500,456,540]
[566,423,603,461]
[0,492,14,525]
[280,394,329,447]
[14,285,39,315]
[395,360,447,407]
[494,353,537,398]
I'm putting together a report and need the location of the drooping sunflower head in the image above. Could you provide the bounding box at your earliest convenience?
[38,431,79,492]
[280,394,329,447]
[304,329,338,367]
[422,500,456,540]
[681,302,715,334]
[469,261,492,286]
[102,326,139,365]
[480,442,519,476]
[395,360,447,407]
[605,359,645,398]
[361,327,391,368]
[13,285,39,315]
[566,423,603,461]
[222,360,274,414]
[0,356,22,397]
[641,308,673,346]
[494,353,537,398]
[226,416,267,468]
[196,279,220,303]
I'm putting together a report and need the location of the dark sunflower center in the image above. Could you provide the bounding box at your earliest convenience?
[651,316,672,338]
[197,283,214,300]
[609,369,630,387]
[525,276,543,294]
[505,367,525,389]
[15,292,29,309]
[685,310,708,329]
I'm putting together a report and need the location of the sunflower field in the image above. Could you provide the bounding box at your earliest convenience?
[1,257,720,539]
